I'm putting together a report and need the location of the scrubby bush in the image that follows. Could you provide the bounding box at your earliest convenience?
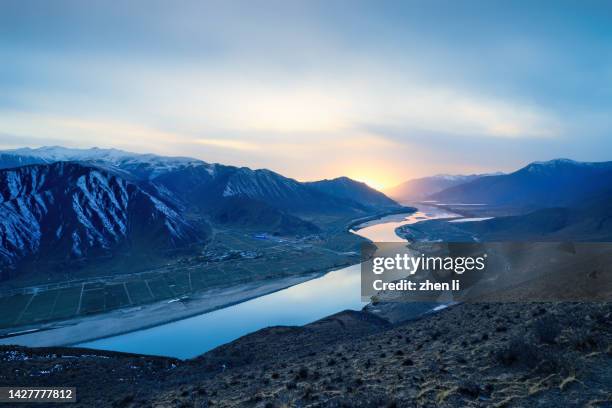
[568,328,599,351]
[297,366,309,380]
[457,380,481,398]
[496,335,580,375]
[402,358,414,366]
[534,316,561,344]
[495,337,538,367]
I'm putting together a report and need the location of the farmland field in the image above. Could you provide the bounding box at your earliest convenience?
[0,229,363,331]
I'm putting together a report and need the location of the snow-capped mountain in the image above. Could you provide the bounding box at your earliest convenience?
[0,146,209,180]
[219,169,385,213]
[223,168,301,199]
[0,147,399,214]
[429,159,612,209]
[0,162,200,275]
[0,146,402,280]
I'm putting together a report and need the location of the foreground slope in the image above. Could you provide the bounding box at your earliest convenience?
[1,302,609,407]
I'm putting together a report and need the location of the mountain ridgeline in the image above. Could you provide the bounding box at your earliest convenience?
[429,159,612,209]
[0,147,402,279]
[305,177,398,209]
[385,174,489,202]
[0,162,199,280]
[395,159,612,242]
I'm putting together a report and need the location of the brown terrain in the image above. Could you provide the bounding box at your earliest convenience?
[1,301,610,407]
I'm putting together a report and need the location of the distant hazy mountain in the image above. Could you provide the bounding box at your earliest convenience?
[0,153,48,169]
[430,159,612,210]
[406,188,612,242]
[305,177,399,209]
[385,174,493,202]
[0,162,201,278]
[0,146,206,180]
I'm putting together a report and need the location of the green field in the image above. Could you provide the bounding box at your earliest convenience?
[50,287,81,320]
[0,229,363,330]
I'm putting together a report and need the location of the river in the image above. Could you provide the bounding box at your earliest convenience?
[77,205,458,359]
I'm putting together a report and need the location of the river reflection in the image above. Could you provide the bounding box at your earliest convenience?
[77,205,456,359]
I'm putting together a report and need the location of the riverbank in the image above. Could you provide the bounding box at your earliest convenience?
[3,205,610,407]
[0,207,441,356]
[0,208,406,350]
[346,206,417,231]
[0,271,326,348]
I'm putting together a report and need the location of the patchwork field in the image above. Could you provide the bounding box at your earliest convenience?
[0,230,362,331]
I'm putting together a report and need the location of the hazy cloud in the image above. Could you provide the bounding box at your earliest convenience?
[2,0,612,185]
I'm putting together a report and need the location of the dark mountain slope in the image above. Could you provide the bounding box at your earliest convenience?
[386,174,488,202]
[211,196,320,235]
[305,176,399,209]
[0,147,402,287]
[0,162,202,279]
[148,165,378,233]
[474,188,612,241]
[401,189,612,242]
[1,147,401,218]
[430,159,612,210]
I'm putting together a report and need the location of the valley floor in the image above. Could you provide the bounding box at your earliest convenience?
[0,271,324,348]
[0,226,363,343]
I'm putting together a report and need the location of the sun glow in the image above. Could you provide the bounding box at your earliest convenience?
[347,175,392,192]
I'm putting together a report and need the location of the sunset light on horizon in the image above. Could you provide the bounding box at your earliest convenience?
[3,1,612,183]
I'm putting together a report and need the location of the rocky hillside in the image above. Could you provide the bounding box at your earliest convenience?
[0,147,401,218]
[0,147,402,283]
[305,177,399,209]
[1,302,609,407]
[0,162,200,278]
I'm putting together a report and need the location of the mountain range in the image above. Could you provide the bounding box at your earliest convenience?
[0,146,402,280]
[0,162,200,279]
[396,159,612,242]
[429,158,612,210]
[3,148,611,281]
[385,173,494,202]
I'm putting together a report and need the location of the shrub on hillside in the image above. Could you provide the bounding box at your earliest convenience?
[534,316,561,344]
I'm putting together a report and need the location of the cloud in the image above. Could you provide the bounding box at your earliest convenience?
[194,138,260,151]
[2,0,611,181]
[0,111,186,153]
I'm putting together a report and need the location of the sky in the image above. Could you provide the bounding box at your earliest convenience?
[2,1,612,190]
